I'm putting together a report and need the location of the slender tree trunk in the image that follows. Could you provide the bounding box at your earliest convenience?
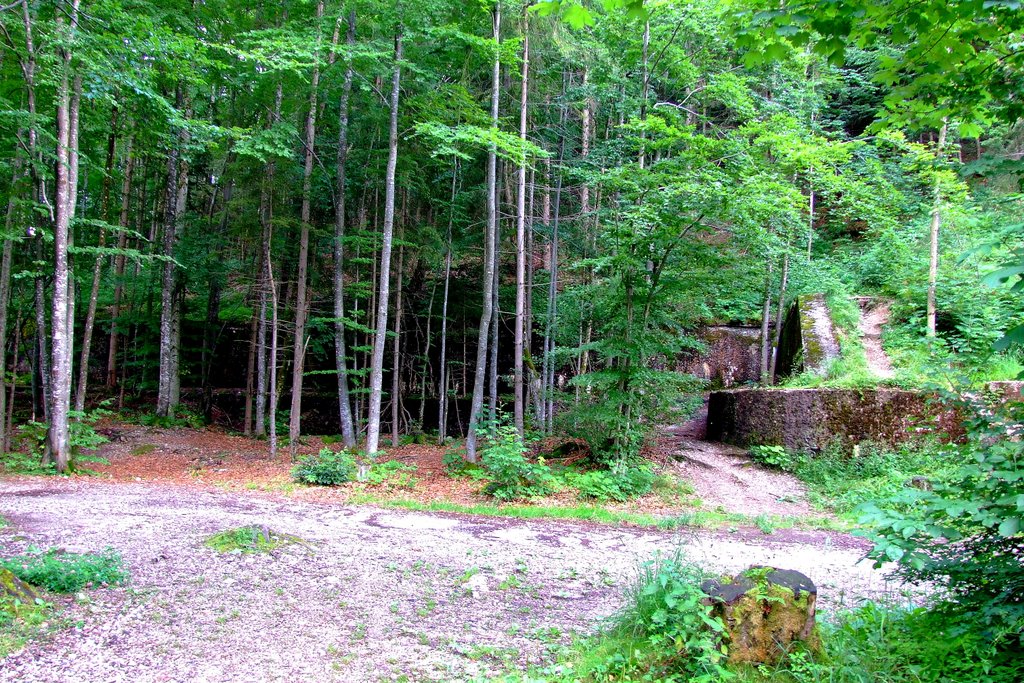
[244,310,257,435]
[437,163,456,444]
[74,110,117,412]
[489,164,502,424]
[365,27,404,457]
[47,1,81,472]
[545,119,566,434]
[465,2,501,462]
[289,0,326,457]
[926,123,948,339]
[513,7,529,436]
[157,88,190,418]
[391,237,404,446]
[0,163,20,454]
[334,9,357,447]
[106,140,135,388]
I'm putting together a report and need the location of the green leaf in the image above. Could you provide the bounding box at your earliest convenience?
[998,517,1020,537]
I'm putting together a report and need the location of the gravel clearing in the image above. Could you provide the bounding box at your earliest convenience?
[0,479,897,682]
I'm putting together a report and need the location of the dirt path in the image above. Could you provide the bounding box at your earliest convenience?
[0,479,894,682]
[856,297,895,379]
[665,432,815,518]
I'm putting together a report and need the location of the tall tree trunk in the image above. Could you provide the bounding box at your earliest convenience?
[926,123,948,339]
[74,109,118,412]
[289,0,326,457]
[544,117,566,434]
[365,27,403,457]
[157,88,190,418]
[466,2,501,461]
[513,7,529,436]
[0,161,21,454]
[47,0,82,472]
[256,84,283,440]
[391,237,404,446]
[334,9,357,447]
[437,163,457,444]
[106,140,135,388]
[156,149,181,416]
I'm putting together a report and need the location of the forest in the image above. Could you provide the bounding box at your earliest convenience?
[1,0,1023,681]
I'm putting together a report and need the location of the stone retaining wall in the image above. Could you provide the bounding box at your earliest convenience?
[706,387,963,450]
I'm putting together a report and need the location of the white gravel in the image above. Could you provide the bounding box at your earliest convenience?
[0,479,897,682]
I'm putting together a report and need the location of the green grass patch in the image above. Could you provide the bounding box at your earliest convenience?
[0,548,128,593]
[130,444,157,456]
[349,495,844,532]
[0,594,55,659]
[203,525,308,554]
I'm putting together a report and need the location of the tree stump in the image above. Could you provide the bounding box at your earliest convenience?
[1,568,39,604]
[701,566,819,664]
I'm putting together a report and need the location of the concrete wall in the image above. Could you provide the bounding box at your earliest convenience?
[677,326,763,388]
[706,387,963,450]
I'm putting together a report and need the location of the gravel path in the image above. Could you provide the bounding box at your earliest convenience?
[0,479,895,682]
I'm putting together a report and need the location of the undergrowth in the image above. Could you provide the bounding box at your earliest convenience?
[0,547,128,593]
[748,440,955,516]
[734,602,1024,683]
[0,594,54,659]
[291,448,356,486]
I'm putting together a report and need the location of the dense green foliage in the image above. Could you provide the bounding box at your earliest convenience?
[738,601,1023,683]
[0,548,127,593]
[291,448,357,486]
[749,441,958,516]
[479,423,557,501]
[858,397,1024,635]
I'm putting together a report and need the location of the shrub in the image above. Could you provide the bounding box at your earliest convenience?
[578,552,729,682]
[743,601,1024,683]
[8,403,112,474]
[857,396,1024,634]
[748,445,792,470]
[480,423,556,501]
[572,461,657,502]
[291,448,356,486]
[366,460,419,489]
[0,547,128,593]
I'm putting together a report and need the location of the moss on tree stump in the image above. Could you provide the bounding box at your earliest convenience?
[0,568,39,604]
[701,566,819,665]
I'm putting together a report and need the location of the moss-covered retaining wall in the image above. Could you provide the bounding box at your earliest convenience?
[706,388,962,449]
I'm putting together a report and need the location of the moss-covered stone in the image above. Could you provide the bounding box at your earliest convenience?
[701,566,819,665]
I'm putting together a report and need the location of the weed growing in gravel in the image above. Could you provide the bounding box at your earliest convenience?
[203,525,310,554]
[1,547,127,592]
[753,514,775,535]
[0,594,55,658]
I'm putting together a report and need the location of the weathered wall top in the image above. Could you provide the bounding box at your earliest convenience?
[775,294,841,380]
